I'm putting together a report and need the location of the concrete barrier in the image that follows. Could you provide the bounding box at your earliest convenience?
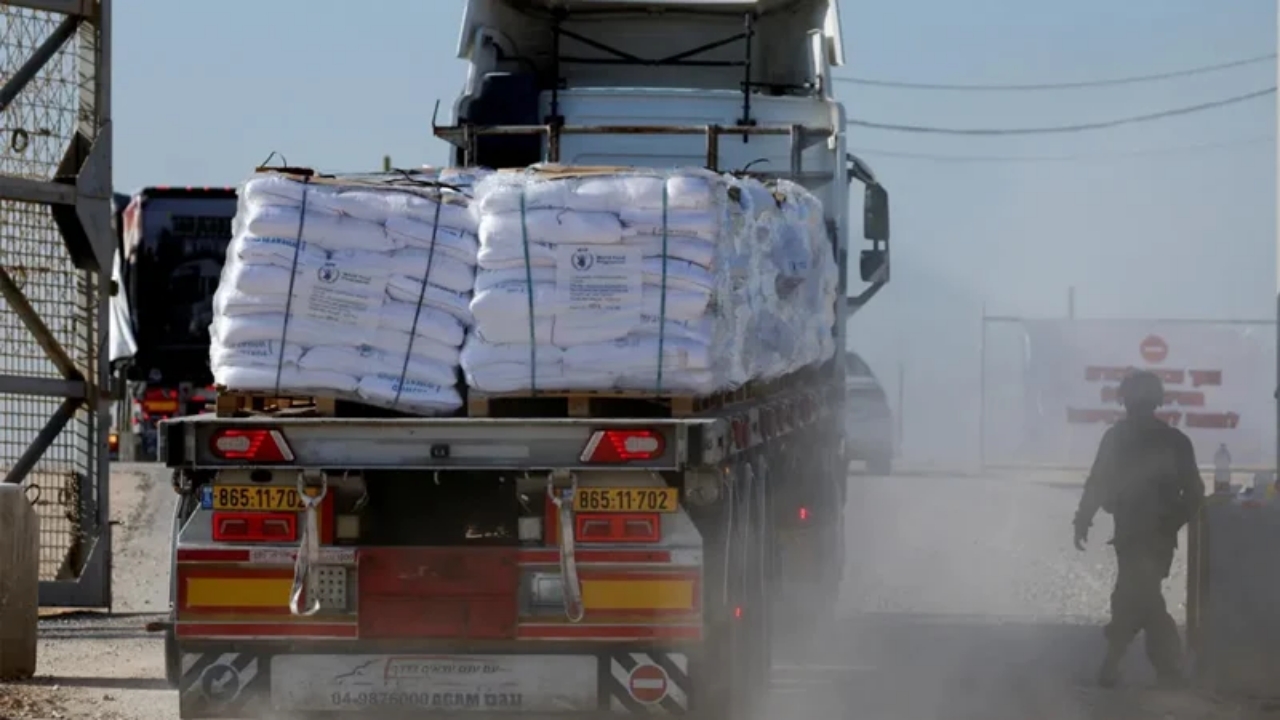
[0,484,39,679]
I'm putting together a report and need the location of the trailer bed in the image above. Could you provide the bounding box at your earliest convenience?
[160,379,837,471]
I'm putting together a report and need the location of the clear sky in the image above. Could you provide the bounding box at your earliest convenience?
[113,0,1277,466]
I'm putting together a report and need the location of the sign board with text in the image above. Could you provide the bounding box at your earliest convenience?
[1008,319,1274,469]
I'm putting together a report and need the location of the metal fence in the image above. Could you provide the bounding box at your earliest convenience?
[0,0,112,608]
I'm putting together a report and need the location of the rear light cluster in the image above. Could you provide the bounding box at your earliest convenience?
[576,514,660,543]
[212,511,298,542]
[579,429,665,464]
[209,428,294,463]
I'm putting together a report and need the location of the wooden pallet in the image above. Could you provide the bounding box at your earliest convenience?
[214,390,338,418]
[467,383,758,419]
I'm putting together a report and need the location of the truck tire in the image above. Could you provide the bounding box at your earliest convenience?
[697,455,771,720]
[164,626,179,688]
[166,491,196,689]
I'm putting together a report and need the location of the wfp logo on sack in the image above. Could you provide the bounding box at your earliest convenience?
[316,263,340,284]
[570,248,595,272]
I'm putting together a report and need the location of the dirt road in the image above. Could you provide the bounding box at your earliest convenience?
[2,465,1270,720]
[768,470,1265,720]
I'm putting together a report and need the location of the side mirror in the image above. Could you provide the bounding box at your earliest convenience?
[860,249,888,283]
[864,183,889,242]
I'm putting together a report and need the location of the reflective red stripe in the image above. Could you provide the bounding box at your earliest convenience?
[517,549,672,565]
[176,548,251,563]
[516,624,701,640]
[175,623,356,639]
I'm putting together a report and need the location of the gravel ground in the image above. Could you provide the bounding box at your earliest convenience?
[2,462,175,720]
[4,465,1274,720]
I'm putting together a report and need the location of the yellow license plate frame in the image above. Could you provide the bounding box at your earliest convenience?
[209,485,314,511]
[573,487,679,514]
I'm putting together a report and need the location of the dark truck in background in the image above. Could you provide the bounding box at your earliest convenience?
[109,187,237,461]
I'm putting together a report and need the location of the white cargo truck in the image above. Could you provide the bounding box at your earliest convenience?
[158,1,890,717]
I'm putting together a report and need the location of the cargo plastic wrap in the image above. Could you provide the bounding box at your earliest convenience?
[460,166,838,395]
[209,170,488,415]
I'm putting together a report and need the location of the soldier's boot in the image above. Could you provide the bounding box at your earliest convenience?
[1097,621,1134,689]
[1097,642,1125,688]
[1146,614,1185,689]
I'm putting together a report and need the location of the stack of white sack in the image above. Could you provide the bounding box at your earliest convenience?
[210,171,487,415]
[459,166,837,395]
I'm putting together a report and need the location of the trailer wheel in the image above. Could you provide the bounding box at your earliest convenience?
[165,492,196,689]
[698,455,770,720]
[164,625,179,688]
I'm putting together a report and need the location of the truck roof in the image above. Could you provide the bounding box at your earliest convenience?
[457,0,844,91]
[132,186,237,200]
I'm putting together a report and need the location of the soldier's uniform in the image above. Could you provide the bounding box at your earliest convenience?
[1073,371,1204,687]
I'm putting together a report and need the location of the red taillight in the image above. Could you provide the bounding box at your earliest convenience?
[575,513,660,543]
[580,429,665,463]
[209,428,294,463]
[212,511,298,542]
[798,506,809,522]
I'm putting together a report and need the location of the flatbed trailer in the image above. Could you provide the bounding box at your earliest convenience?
[158,1,890,718]
[163,381,835,473]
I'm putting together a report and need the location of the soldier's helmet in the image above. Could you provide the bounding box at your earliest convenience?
[1118,369,1164,409]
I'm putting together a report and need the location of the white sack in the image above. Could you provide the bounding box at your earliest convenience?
[379,300,466,348]
[385,276,474,324]
[366,330,462,367]
[213,365,360,394]
[356,375,462,414]
[299,345,457,387]
[241,174,475,233]
[476,171,718,214]
[478,209,623,247]
[211,340,304,369]
[390,247,476,295]
[239,203,398,252]
[478,236,716,273]
[385,217,479,259]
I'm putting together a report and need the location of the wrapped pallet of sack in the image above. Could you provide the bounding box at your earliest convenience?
[751,178,840,381]
[460,165,835,396]
[210,170,484,415]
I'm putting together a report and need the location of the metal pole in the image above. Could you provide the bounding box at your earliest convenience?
[978,304,987,471]
[1067,286,1076,319]
[897,360,905,459]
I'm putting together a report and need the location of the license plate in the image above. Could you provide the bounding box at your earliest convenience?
[573,487,678,513]
[143,399,179,414]
[205,485,313,511]
[270,654,598,712]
